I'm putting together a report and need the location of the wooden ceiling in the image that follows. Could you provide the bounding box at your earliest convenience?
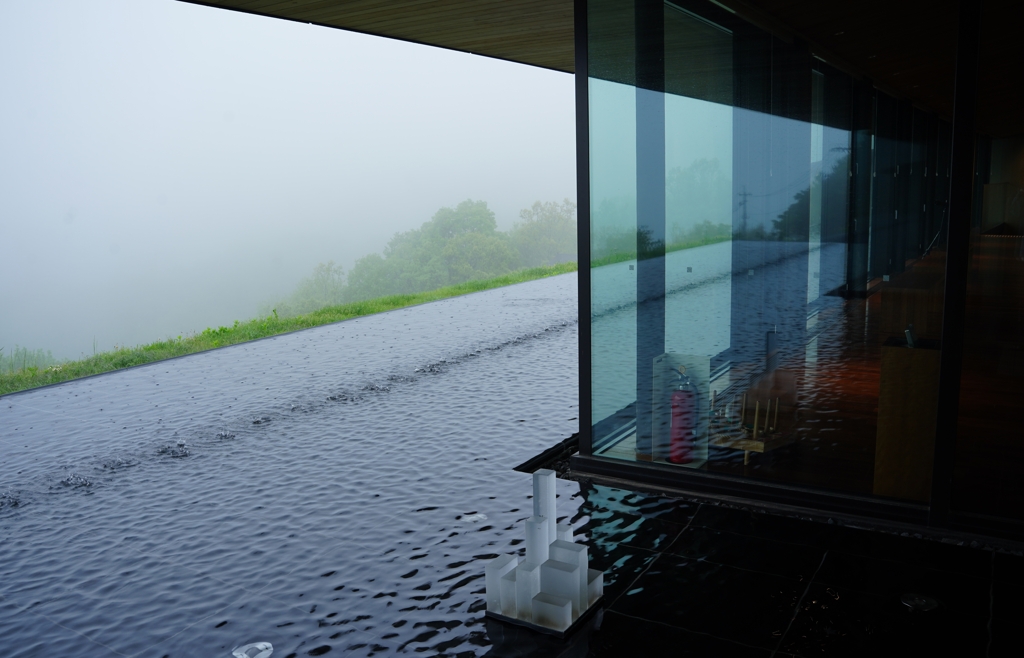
[179,0,576,73]
[180,0,1021,136]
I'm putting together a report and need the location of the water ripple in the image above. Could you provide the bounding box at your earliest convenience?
[0,274,588,657]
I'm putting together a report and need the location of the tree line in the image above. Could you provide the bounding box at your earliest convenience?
[592,158,732,264]
[271,199,577,317]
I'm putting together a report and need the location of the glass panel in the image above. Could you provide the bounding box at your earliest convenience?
[808,71,825,305]
[656,4,732,465]
[587,0,956,502]
[870,92,898,283]
[952,0,1024,522]
[588,0,639,452]
[590,76,638,448]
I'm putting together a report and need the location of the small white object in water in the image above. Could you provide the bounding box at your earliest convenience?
[232,642,273,658]
[462,513,487,522]
[485,469,604,633]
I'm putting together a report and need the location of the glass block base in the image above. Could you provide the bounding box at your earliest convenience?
[484,596,604,639]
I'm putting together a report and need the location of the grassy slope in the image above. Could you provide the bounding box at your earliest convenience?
[0,262,578,397]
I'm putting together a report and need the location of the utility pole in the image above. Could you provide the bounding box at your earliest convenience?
[738,185,751,237]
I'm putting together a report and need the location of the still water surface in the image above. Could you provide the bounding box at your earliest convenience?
[0,274,593,657]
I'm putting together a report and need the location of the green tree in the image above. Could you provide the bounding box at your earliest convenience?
[667,157,732,247]
[343,252,392,301]
[274,197,582,310]
[771,185,811,241]
[344,199,517,301]
[423,199,500,243]
[592,196,638,263]
[509,199,577,267]
[273,260,346,317]
[443,232,518,282]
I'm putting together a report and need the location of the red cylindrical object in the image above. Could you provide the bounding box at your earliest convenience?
[670,388,696,464]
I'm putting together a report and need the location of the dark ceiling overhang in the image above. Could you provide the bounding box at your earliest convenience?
[180,0,1020,136]
[178,0,576,73]
[722,0,1022,138]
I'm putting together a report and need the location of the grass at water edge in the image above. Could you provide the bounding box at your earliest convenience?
[590,234,730,268]
[0,262,578,397]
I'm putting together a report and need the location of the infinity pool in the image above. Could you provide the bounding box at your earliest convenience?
[0,274,591,657]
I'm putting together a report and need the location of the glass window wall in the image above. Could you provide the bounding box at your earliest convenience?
[951,0,1024,525]
[586,0,955,502]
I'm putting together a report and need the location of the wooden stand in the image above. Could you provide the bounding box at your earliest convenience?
[709,431,796,465]
[709,369,797,465]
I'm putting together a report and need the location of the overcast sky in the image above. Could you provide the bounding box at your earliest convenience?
[0,0,576,359]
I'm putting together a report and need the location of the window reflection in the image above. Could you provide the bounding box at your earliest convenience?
[587,0,953,501]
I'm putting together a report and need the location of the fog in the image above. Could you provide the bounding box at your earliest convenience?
[0,0,576,360]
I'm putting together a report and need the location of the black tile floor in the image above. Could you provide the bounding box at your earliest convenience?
[484,483,1024,657]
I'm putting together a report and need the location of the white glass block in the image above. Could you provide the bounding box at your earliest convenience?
[549,539,588,612]
[532,591,572,632]
[500,570,517,618]
[556,522,573,542]
[540,559,581,619]
[515,561,542,621]
[533,469,557,543]
[525,516,549,564]
[587,569,604,607]
[484,554,518,613]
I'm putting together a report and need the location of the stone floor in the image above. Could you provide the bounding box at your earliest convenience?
[485,482,1023,657]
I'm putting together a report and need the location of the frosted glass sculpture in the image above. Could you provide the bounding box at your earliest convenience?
[525,516,549,564]
[484,472,605,634]
[532,592,572,631]
[515,561,542,620]
[549,539,588,614]
[533,469,557,542]
[541,559,581,619]
[485,554,518,613]
[500,569,518,618]
[556,522,573,542]
[587,569,604,607]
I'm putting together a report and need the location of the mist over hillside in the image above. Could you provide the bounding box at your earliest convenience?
[267,199,577,318]
[0,0,575,360]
